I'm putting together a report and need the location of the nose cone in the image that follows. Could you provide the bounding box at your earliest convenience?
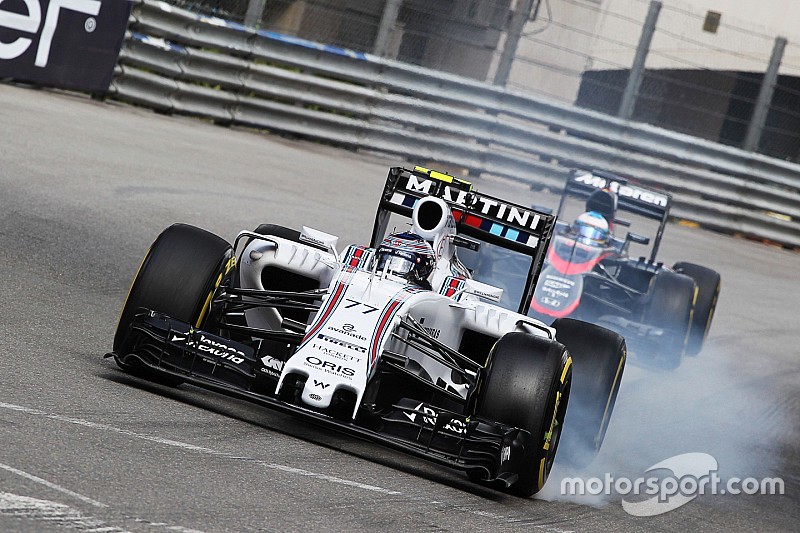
[301,377,335,408]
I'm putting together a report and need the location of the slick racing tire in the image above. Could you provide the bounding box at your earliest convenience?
[114,224,233,383]
[643,270,696,369]
[550,318,626,467]
[474,332,571,497]
[673,262,721,356]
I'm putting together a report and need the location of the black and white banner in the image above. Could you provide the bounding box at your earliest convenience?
[0,0,132,92]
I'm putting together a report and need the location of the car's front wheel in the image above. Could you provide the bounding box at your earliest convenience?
[114,224,233,382]
[473,332,571,497]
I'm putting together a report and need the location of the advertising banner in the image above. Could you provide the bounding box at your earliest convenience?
[0,0,133,92]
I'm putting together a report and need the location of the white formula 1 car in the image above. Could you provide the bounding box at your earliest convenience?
[109,166,626,497]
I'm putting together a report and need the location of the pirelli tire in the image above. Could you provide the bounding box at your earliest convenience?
[552,318,626,467]
[473,332,572,497]
[643,270,696,369]
[672,262,721,356]
[114,224,234,383]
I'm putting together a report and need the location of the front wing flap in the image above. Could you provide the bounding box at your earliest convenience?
[111,311,532,487]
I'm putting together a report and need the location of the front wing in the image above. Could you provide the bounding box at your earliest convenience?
[110,311,534,487]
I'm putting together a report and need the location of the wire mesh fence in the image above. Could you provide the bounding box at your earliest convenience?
[162,0,800,161]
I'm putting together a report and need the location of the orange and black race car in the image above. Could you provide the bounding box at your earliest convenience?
[529,170,722,369]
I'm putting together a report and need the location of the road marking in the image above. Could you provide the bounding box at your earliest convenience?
[0,402,399,496]
[0,461,206,532]
[0,401,576,530]
[0,463,107,508]
[0,492,126,532]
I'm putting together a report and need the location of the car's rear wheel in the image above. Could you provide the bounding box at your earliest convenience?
[642,270,696,369]
[672,262,721,356]
[550,318,626,466]
[114,224,233,383]
[474,332,571,497]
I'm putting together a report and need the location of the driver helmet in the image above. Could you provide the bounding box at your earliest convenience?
[376,232,435,286]
[573,211,610,245]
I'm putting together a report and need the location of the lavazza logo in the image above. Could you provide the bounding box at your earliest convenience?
[0,0,101,67]
[561,452,784,517]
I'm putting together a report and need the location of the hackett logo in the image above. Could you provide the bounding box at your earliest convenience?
[0,0,101,67]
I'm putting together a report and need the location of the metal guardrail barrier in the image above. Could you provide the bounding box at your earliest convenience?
[111,0,800,248]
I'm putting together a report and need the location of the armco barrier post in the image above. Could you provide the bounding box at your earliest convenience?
[743,36,787,152]
[374,0,403,57]
[618,0,661,120]
[494,0,537,86]
[245,0,267,28]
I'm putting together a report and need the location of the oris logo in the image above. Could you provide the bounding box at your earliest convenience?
[304,356,355,378]
[0,0,101,67]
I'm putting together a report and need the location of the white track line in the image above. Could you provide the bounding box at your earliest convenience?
[0,463,107,508]
[0,461,206,533]
[0,401,576,531]
[0,492,126,532]
[0,402,399,495]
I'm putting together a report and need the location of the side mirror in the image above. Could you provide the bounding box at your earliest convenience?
[531,204,554,215]
[555,220,571,234]
[614,217,631,227]
[626,232,650,246]
[452,234,480,251]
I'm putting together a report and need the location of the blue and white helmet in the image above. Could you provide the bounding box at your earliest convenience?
[573,211,610,245]
[376,232,435,285]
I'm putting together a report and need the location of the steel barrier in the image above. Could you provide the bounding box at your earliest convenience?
[110,0,800,248]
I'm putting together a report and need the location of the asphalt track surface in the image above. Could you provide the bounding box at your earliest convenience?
[1,84,798,532]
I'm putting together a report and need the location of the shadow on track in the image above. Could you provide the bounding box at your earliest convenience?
[98,368,512,503]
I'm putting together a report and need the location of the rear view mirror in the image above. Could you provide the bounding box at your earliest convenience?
[626,232,650,246]
[614,217,631,227]
[452,234,480,251]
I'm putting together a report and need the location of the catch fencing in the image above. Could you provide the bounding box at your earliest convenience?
[110,0,800,248]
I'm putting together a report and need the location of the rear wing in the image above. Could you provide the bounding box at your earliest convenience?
[558,169,671,260]
[562,169,671,222]
[371,167,557,314]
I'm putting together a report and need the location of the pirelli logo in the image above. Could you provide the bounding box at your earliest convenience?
[404,174,542,232]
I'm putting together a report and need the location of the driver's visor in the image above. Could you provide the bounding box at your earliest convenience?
[575,223,606,242]
[377,254,414,276]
